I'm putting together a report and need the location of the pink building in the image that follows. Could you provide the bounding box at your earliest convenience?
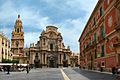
[78,0,120,71]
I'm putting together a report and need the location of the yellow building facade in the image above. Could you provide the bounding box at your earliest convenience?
[0,33,12,62]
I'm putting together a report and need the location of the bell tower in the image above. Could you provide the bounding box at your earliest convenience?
[11,15,24,56]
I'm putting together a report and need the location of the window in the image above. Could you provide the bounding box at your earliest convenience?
[26,53,28,56]
[50,44,53,50]
[16,41,19,47]
[60,54,61,64]
[95,49,97,59]
[100,25,105,37]
[44,53,45,64]
[20,29,21,32]
[101,45,105,57]
[109,41,113,51]
[108,16,112,27]
[101,61,105,67]
[17,28,19,33]
[94,33,96,42]
[93,18,96,26]
[5,41,7,46]
[100,7,103,17]
[2,38,4,45]
[43,38,45,45]
[36,53,38,57]
[64,54,66,60]
[5,49,7,55]
[2,48,4,54]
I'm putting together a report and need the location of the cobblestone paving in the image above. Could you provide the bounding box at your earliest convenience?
[0,68,64,80]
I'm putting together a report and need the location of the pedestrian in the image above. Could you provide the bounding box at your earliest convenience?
[115,66,120,80]
[100,66,103,72]
[26,65,29,74]
[7,65,11,74]
[112,67,116,75]
[0,66,2,71]
[117,66,120,74]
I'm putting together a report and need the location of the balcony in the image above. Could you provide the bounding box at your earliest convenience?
[98,35,105,42]
[84,43,92,51]
[113,37,120,47]
[115,0,120,8]
[92,40,96,46]
[114,21,120,31]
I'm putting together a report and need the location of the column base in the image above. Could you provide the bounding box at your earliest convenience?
[58,64,63,68]
[41,64,47,68]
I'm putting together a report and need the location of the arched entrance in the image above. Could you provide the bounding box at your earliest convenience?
[47,54,58,68]
[63,60,68,67]
[34,53,40,68]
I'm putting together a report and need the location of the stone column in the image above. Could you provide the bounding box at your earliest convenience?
[40,53,42,68]
[32,53,35,64]
[68,55,71,67]
[58,53,62,68]
[58,54,60,64]
[45,53,47,66]
[30,53,33,64]
[61,54,63,68]
[42,53,44,67]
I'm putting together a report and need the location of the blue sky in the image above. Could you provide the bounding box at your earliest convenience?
[0,0,98,52]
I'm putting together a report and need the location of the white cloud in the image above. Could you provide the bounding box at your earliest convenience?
[0,0,51,30]
[57,18,84,52]
[0,0,98,52]
[0,27,12,39]
[24,32,40,47]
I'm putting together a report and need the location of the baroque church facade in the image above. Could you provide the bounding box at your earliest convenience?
[28,26,72,68]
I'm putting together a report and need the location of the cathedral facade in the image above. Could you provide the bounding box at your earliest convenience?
[28,26,72,68]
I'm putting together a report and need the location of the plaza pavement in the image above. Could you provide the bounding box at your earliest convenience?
[63,68,117,80]
[0,68,64,80]
[0,68,117,80]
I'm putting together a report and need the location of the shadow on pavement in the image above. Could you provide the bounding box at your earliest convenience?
[73,68,116,80]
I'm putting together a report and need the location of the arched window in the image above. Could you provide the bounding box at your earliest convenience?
[64,54,66,60]
[16,41,19,47]
[50,44,53,50]
[17,28,19,33]
[43,38,45,45]
[36,53,38,57]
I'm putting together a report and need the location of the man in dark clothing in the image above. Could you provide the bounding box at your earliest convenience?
[26,65,29,74]
[112,67,116,75]
[7,65,10,74]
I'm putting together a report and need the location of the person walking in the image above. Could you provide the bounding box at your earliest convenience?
[26,65,29,74]
[26,61,30,74]
[7,65,10,74]
[115,66,120,80]
[112,67,116,75]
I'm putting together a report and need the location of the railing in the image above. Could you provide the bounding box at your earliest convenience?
[113,37,120,47]
[98,35,105,42]
[92,40,96,46]
[115,21,120,30]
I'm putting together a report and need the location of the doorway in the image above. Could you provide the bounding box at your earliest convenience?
[48,56,57,68]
